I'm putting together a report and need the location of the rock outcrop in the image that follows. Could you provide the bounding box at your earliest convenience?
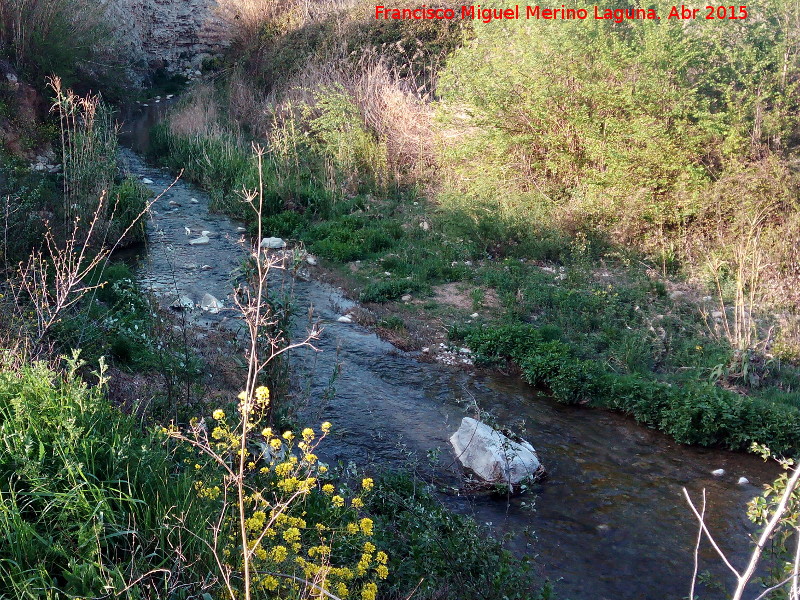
[102,0,232,82]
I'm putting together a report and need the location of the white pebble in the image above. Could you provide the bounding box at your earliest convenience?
[141,178,154,184]
[337,315,352,324]
[712,469,725,477]
[738,477,750,485]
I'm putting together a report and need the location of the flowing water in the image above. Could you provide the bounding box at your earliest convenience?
[118,105,780,600]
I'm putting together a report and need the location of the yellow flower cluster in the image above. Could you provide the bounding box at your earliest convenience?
[173,387,387,600]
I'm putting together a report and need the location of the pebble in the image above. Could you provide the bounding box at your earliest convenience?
[189,235,210,245]
[712,468,725,477]
[201,265,213,270]
[337,315,353,324]
[470,312,479,318]
[184,227,191,235]
[738,477,749,485]
[422,347,430,353]
[190,198,199,204]
[401,294,412,302]
[141,178,154,184]
[306,255,318,266]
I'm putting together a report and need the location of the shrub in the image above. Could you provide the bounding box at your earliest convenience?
[459,324,800,454]
[359,279,421,304]
[367,471,550,600]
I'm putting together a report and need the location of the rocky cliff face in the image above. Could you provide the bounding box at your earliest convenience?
[102,0,231,83]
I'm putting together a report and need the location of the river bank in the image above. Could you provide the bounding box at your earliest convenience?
[116,132,781,600]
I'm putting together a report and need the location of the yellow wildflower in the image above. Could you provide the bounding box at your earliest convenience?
[361,478,374,491]
[261,575,279,591]
[351,497,364,509]
[262,427,272,437]
[302,427,315,440]
[322,484,335,495]
[376,564,389,579]
[271,545,288,562]
[376,551,388,564]
[255,386,270,403]
[321,421,332,434]
[332,495,345,508]
[212,409,225,420]
[359,517,374,536]
[336,582,349,598]
[361,582,378,600]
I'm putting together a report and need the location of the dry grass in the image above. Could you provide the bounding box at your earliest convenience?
[168,84,226,138]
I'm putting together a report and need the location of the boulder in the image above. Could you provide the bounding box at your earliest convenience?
[450,417,541,486]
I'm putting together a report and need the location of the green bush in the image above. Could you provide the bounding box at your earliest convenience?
[458,324,800,454]
[360,279,421,304]
[368,471,550,600]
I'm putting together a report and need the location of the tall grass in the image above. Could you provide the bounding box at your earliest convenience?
[0,354,213,598]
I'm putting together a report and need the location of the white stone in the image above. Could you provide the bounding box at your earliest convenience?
[190,198,199,204]
[201,230,212,237]
[201,265,213,270]
[738,476,750,485]
[422,347,430,353]
[168,200,180,207]
[260,237,286,249]
[189,235,210,245]
[450,417,541,485]
[401,294,413,302]
[470,312,479,318]
[184,226,191,236]
[337,315,352,323]
[200,293,223,314]
[306,255,318,266]
[171,296,194,310]
[712,468,725,477]
[141,178,154,184]
[420,221,430,231]
[237,226,247,232]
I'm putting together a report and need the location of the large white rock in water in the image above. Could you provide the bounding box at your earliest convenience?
[260,237,286,249]
[450,417,541,485]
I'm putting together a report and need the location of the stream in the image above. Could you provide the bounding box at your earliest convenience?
[118,105,780,600]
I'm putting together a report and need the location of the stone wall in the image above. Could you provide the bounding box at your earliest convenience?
[101,0,232,83]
